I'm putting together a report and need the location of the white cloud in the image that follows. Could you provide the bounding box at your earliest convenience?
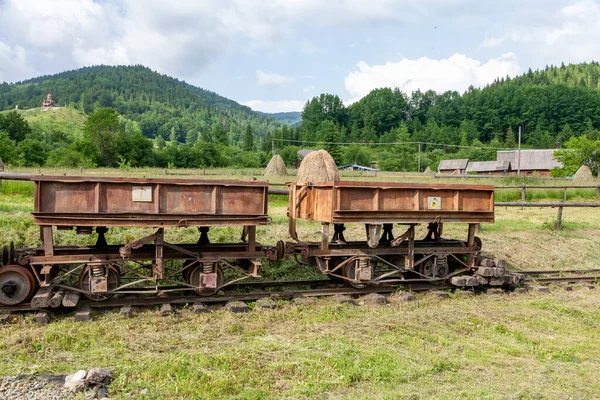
[479,0,600,64]
[0,42,36,82]
[256,70,295,87]
[0,0,474,82]
[344,53,520,102]
[242,99,305,113]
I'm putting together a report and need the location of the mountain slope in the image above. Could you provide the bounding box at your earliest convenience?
[265,111,302,126]
[0,65,279,141]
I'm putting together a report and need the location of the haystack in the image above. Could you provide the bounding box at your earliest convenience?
[573,165,594,182]
[423,166,432,174]
[296,150,340,183]
[264,155,288,177]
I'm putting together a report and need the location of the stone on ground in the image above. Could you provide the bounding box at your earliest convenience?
[486,288,504,295]
[256,297,277,309]
[74,308,92,322]
[192,302,210,313]
[85,368,113,386]
[64,370,87,392]
[514,287,529,294]
[335,295,357,305]
[120,305,133,318]
[398,292,416,302]
[160,303,174,316]
[294,297,316,306]
[33,311,50,324]
[362,293,389,305]
[225,301,250,313]
[433,290,450,299]
[263,154,288,177]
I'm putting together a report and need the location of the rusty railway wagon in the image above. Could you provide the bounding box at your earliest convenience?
[0,175,279,306]
[286,181,495,288]
[0,174,500,307]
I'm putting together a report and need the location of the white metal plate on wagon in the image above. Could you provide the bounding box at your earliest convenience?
[132,186,153,202]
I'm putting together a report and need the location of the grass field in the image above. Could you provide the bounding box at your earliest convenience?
[1,170,600,399]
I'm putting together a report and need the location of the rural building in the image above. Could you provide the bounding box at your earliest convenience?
[338,164,381,172]
[465,160,511,176]
[438,159,468,175]
[42,93,57,107]
[497,149,562,176]
[297,149,313,160]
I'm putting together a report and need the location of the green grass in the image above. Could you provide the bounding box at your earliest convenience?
[2,168,600,398]
[2,107,87,138]
[2,291,600,398]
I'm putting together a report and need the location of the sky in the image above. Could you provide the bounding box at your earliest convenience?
[0,0,599,113]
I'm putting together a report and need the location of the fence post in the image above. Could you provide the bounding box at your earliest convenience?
[521,184,526,202]
[556,188,567,230]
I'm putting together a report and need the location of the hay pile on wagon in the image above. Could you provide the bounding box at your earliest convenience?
[296,150,340,183]
[573,165,594,182]
[264,155,287,177]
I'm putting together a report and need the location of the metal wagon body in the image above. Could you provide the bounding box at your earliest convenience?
[287,181,495,287]
[0,174,278,306]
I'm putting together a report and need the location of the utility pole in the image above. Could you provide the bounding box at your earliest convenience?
[517,126,522,177]
[417,143,421,173]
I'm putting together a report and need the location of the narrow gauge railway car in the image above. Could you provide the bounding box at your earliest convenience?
[0,175,280,306]
[286,181,497,288]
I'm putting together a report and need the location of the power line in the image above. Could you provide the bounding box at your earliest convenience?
[271,138,514,151]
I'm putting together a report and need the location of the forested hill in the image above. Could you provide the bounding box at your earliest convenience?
[281,62,600,173]
[0,65,279,141]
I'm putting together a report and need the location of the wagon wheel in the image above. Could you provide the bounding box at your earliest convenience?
[342,262,370,289]
[0,265,36,306]
[186,264,224,296]
[78,265,120,301]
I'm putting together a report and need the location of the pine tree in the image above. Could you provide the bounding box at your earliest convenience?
[243,124,254,151]
[504,127,517,148]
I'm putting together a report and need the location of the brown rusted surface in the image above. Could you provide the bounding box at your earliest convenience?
[289,181,494,226]
[31,175,269,227]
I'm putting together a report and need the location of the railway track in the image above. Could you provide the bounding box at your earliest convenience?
[0,270,597,317]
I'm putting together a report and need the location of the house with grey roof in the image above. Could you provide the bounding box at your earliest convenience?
[497,149,562,176]
[297,149,313,160]
[465,160,511,176]
[438,159,469,175]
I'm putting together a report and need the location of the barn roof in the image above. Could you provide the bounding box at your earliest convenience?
[438,159,469,171]
[497,150,561,171]
[466,160,510,173]
[297,149,313,159]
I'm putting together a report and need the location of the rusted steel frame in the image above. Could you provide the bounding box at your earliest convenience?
[288,184,308,242]
[119,231,158,258]
[372,267,470,285]
[51,263,86,283]
[449,253,469,269]
[307,181,494,191]
[166,259,199,279]
[306,245,477,257]
[405,225,415,270]
[43,242,263,256]
[391,226,412,247]
[41,226,54,256]
[330,211,494,224]
[28,174,269,186]
[33,215,269,227]
[162,241,198,259]
[29,250,267,265]
[466,224,477,269]
[114,262,155,281]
